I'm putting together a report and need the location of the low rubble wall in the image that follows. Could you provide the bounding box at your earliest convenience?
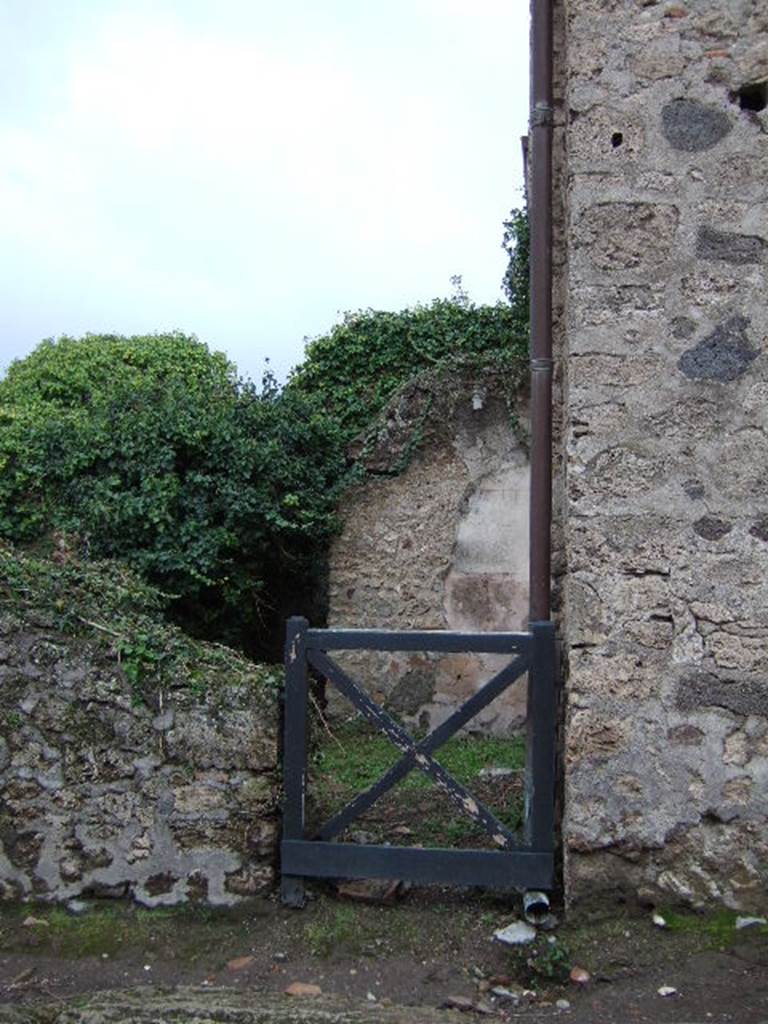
[0,620,278,907]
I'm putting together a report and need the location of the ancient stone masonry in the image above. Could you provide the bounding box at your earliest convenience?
[327,371,530,735]
[557,0,768,910]
[0,619,278,906]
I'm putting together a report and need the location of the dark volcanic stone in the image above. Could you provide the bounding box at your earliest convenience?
[662,99,732,151]
[677,675,768,717]
[671,316,697,340]
[679,316,757,382]
[696,225,766,265]
[683,479,705,500]
[694,516,732,540]
[667,724,705,746]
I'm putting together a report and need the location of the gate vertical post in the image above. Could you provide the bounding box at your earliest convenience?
[281,616,309,907]
[524,621,556,862]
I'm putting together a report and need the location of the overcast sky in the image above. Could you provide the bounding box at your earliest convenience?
[0,0,529,384]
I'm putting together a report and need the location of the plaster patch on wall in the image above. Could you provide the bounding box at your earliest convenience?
[327,378,529,735]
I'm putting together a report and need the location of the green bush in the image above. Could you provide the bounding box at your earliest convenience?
[0,333,346,654]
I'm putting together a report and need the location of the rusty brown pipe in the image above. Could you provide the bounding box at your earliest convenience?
[528,0,553,624]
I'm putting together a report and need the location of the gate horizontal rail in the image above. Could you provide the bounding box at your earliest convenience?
[281,619,557,907]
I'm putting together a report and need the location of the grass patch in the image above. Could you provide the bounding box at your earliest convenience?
[663,909,768,945]
[0,902,264,963]
[304,906,359,957]
[312,725,525,792]
[308,723,526,849]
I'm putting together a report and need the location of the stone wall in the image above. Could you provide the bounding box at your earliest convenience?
[0,619,278,906]
[327,371,530,735]
[557,0,768,910]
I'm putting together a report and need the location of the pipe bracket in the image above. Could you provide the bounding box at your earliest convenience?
[530,103,554,128]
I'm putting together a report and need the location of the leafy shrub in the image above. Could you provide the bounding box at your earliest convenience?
[0,333,346,654]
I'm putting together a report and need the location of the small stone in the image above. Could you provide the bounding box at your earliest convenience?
[152,709,175,732]
[477,980,491,993]
[652,912,667,928]
[556,999,571,1011]
[474,1002,495,1016]
[336,878,404,905]
[478,766,517,780]
[440,995,475,1012]
[348,831,376,845]
[490,987,520,1002]
[227,955,256,972]
[392,825,413,836]
[658,985,677,997]
[493,920,536,946]
[366,992,377,1002]
[569,966,590,985]
[285,982,322,997]
[22,915,49,928]
[735,916,767,930]
[65,899,89,916]
[273,951,288,962]
[143,965,151,972]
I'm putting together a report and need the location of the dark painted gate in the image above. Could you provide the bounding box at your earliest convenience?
[280,617,557,905]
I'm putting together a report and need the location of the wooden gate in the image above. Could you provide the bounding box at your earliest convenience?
[280,617,557,906]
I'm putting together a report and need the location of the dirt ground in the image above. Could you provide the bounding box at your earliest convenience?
[0,885,766,1023]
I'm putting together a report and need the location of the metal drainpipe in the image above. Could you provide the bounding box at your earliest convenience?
[528,0,554,624]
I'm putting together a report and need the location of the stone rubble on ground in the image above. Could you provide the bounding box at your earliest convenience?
[657,985,678,997]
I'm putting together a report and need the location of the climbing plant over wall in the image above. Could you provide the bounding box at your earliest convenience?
[286,295,526,444]
[501,207,530,341]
